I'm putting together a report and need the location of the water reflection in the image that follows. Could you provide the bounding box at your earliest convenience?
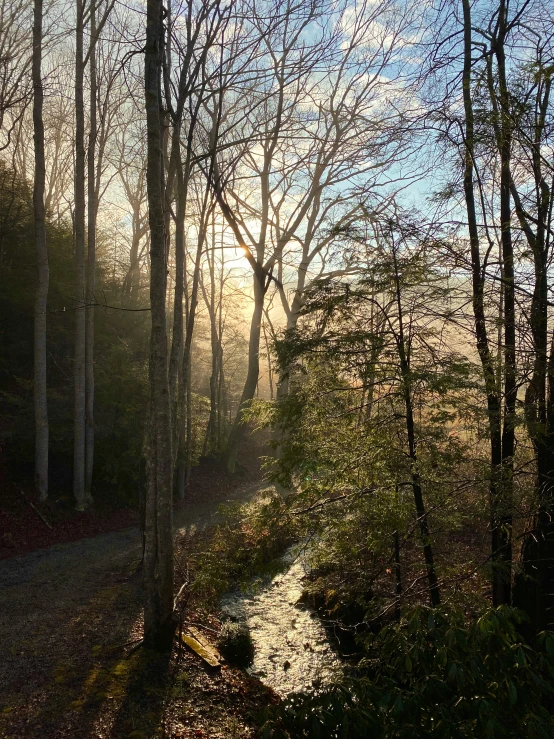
[221,547,342,696]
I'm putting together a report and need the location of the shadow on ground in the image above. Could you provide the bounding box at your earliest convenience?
[0,561,172,738]
[0,479,271,738]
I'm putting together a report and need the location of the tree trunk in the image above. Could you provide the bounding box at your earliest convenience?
[225,272,264,471]
[175,204,208,500]
[123,202,144,302]
[392,243,440,607]
[217,235,226,448]
[32,0,49,501]
[461,0,510,605]
[143,0,175,650]
[168,135,184,444]
[495,0,515,606]
[201,216,223,455]
[73,0,87,510]
[263,320,273,401]
[510,57,554,631]
[85,0,97,502]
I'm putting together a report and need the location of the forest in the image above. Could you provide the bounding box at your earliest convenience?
[1,0,554,736]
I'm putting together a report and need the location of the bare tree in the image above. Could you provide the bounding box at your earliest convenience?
[84,0,118,498]
[11,67,75,224]
[0,0,32,151]
[208,0,416,470]
[143,0,174,649]
[85,0,97,499]
[163,0,236,494]
[423,0,554,612]
[209,0,332,470]
[200,213,229,453]
[32,0,48,500]
[457,0,512,606]
[115,120,149,301]
[175,178,214,497]
[73,0,87,510]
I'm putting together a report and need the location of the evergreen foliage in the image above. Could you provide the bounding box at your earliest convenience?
[191,490,299,603]
[0,163,149,501]
[251,222,488,618]
[217,621,255,667]
[262,607,554,738]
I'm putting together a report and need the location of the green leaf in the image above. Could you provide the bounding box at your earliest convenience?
[436,647,448,668]
[393,695,404,716]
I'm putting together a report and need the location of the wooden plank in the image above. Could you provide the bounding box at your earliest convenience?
[181,629,221,670]
[189,627,223,665]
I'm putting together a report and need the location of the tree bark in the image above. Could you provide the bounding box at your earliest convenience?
[32,0,49,501]
[200,215,225,455]
[143,0,175,650]
[494,0,515,606]
[509,50,554,631]
[85,0,97,501]
[73,0,87,510]
[461,0,510,605]
[391,241,440,607]
[225,271,264,471]
[175,197,210,499]
[168,131,186,449]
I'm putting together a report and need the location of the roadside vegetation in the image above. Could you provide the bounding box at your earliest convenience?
[1,0,554,736]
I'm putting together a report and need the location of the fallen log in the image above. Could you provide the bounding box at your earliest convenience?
[181,627,222,670]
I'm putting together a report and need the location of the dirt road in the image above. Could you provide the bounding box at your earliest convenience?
[0,484,263,738]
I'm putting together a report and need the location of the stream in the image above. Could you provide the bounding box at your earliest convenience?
[220,545,343,696]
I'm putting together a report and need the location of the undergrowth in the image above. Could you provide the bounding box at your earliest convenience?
[259,605,554,738]
[188,487,300,605]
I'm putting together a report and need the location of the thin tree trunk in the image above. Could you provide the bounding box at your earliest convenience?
[217,357,224,447]
[176,217,190,501]
[403,380,440,607]
[33,0,49,501]
[125,227,142,299]
[225,272,264,471]
[167,99,201,463]
[176,349,192,498]
[391,244,440,607]
[185,354,193,486]
[143,0,174,650]
[175,202,210,499]
[393,479,402,621]
[262,320,273,401]
[74,0,87,510]
[461,0,509,605]
[201,214,221,455]
[511,56,553,631]
[168,134,184,439]
[364,277,380,423]
[217,231,226,448]
[85,0,97,501]
[495,0,515,605]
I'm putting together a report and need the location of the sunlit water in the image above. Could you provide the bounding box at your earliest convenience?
[220,547,342,696]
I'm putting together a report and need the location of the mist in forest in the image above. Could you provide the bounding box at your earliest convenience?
[2,0,554,737]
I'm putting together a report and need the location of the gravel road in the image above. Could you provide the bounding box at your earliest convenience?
[0,483,259,737]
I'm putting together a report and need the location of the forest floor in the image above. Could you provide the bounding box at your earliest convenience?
[0,447,278,738]
[0,444,260,560]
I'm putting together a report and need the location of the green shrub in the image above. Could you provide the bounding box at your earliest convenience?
[217,621,255,668]
[261,606,554,738]
[191,490,299,604]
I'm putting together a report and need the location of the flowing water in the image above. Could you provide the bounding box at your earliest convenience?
[220,546,342,696]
